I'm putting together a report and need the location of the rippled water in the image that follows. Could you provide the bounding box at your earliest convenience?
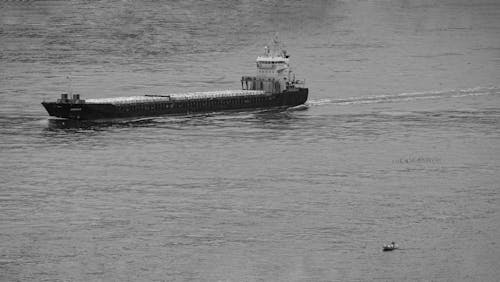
[1,0,499,281]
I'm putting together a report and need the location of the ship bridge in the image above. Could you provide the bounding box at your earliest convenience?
[241,35,303,94]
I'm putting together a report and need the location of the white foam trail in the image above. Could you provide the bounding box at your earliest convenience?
[288,104,309,111]
[306,98,334,106]
[306,86,499,107]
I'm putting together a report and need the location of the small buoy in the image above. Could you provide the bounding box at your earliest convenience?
[383,242,398,251]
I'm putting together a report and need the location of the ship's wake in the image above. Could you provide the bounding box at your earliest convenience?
[306,86,500,107]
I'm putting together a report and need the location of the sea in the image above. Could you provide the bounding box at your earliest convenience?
[1,0,499,281]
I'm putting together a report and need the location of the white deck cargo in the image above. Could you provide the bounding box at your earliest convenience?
[85,90,266,105]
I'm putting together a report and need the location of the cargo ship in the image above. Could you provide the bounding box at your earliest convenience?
[42,37,308,120]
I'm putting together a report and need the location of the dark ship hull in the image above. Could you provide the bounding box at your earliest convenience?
[42,88,308,120]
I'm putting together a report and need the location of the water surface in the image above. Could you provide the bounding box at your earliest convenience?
[1,0,499,281]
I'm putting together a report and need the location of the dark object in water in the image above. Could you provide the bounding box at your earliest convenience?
[41,36,308,120]
[383,242,398,251]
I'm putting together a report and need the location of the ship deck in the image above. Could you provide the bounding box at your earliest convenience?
[85,90,266,105]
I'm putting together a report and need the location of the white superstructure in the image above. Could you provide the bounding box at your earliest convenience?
[256,35,291,82]
[242,34,303,93]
